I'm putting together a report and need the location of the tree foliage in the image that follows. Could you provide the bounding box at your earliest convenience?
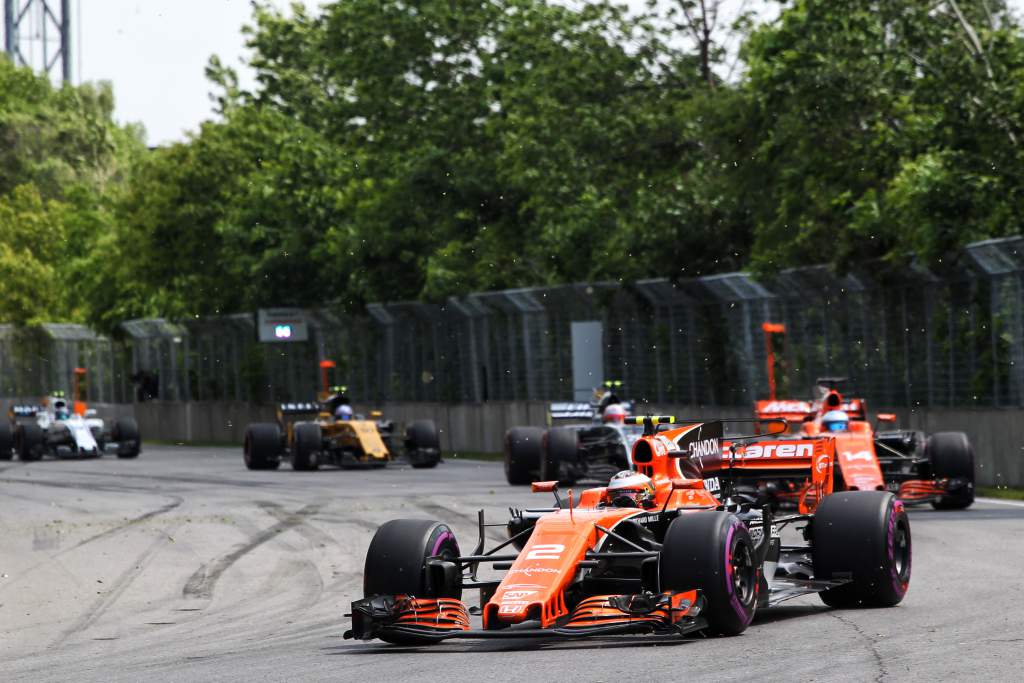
[0,56,143,325]
[4,1,1024,329]
[739,0,1024,271]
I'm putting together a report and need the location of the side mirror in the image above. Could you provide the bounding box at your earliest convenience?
[670,478,704,490]
[876,413,896,423]
[531,481,558,493]
[84,409,98,417]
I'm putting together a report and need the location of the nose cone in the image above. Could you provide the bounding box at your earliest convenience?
[485,507,642,628]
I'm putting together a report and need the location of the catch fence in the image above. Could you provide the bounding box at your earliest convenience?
[2,237,1023,408]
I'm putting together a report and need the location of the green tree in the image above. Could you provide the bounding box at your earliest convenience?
[738,0,1024,272]
[213,0,751,305]
[0,56,145,328]
[0,185,66,324]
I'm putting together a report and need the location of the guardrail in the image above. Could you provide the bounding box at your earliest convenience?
[5,236,1024,410]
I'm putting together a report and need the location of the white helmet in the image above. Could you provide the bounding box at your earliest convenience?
[335,404,354,421]
[822,410,849,432]
[603,403,627,423]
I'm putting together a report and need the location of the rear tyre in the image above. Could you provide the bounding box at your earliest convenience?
[926,432,975,510]
[660,512,757,636]
[112,417,141,459]
[15,423,44,461]
[291,422,321,471]
[364,519,461,645]
[504,427,543,485]
[0,421,13,460]
[812,491,911,607]
[406,420,441,469]
[540,427,579,485]
[243,423,282,470]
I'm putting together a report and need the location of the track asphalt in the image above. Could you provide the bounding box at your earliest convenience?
[1,446,1021,681]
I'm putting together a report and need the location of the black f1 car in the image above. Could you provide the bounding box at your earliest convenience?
[504,383,645,486]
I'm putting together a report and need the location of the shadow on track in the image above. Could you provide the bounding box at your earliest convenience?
[328,633,698,656]
[329,604,833,656]
[750,603,828,626]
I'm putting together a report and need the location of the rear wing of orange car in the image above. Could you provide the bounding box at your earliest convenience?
[668,422,833,479]
[726,438,834,473]
[753,400,814,425]
[641,418,835,512]
[756,396,868,425]
[723,437,836,512]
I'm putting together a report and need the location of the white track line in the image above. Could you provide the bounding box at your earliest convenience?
[976,497,1024,508]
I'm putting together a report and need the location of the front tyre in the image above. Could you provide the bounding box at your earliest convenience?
[406,420,441,469]
[244,423,282,470]
[926,432,975,510]
[112,417,141,459]
[363,519,462,645]
[540,427,578,485]
[15,423,44,461]
[0,420,13,460]
[504,427,543,485]
[660,512,758,636]
[813,491,911,607]
[291,422,321,471]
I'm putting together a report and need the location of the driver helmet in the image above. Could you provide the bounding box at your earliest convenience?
[334,403,354,421]
[54,400,70,420]
[607,470,656,508]
[821,410,849,432]
[603,403,627,423]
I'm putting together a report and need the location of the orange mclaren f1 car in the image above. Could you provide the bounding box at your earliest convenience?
[345,416,911,644]
[755,379,975,509]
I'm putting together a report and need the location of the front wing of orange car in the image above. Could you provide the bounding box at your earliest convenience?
[345,590,708,642]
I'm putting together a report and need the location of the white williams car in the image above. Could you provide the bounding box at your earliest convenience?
[0,392,141,461]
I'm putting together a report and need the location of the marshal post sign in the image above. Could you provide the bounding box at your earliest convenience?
[257,308,309,343]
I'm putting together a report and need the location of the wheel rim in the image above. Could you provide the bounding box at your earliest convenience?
[893,519,910,581]
[731,538,756,607]
[433,534,460,597]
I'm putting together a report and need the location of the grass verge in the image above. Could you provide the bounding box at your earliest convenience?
[978,486,1024,501]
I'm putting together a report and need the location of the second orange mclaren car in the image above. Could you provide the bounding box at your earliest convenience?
[755,378,975,509]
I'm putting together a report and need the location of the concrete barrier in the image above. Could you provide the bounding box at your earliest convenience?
[9,397,1020,487]
[133,401,277,444]
[883,407,1024,489]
